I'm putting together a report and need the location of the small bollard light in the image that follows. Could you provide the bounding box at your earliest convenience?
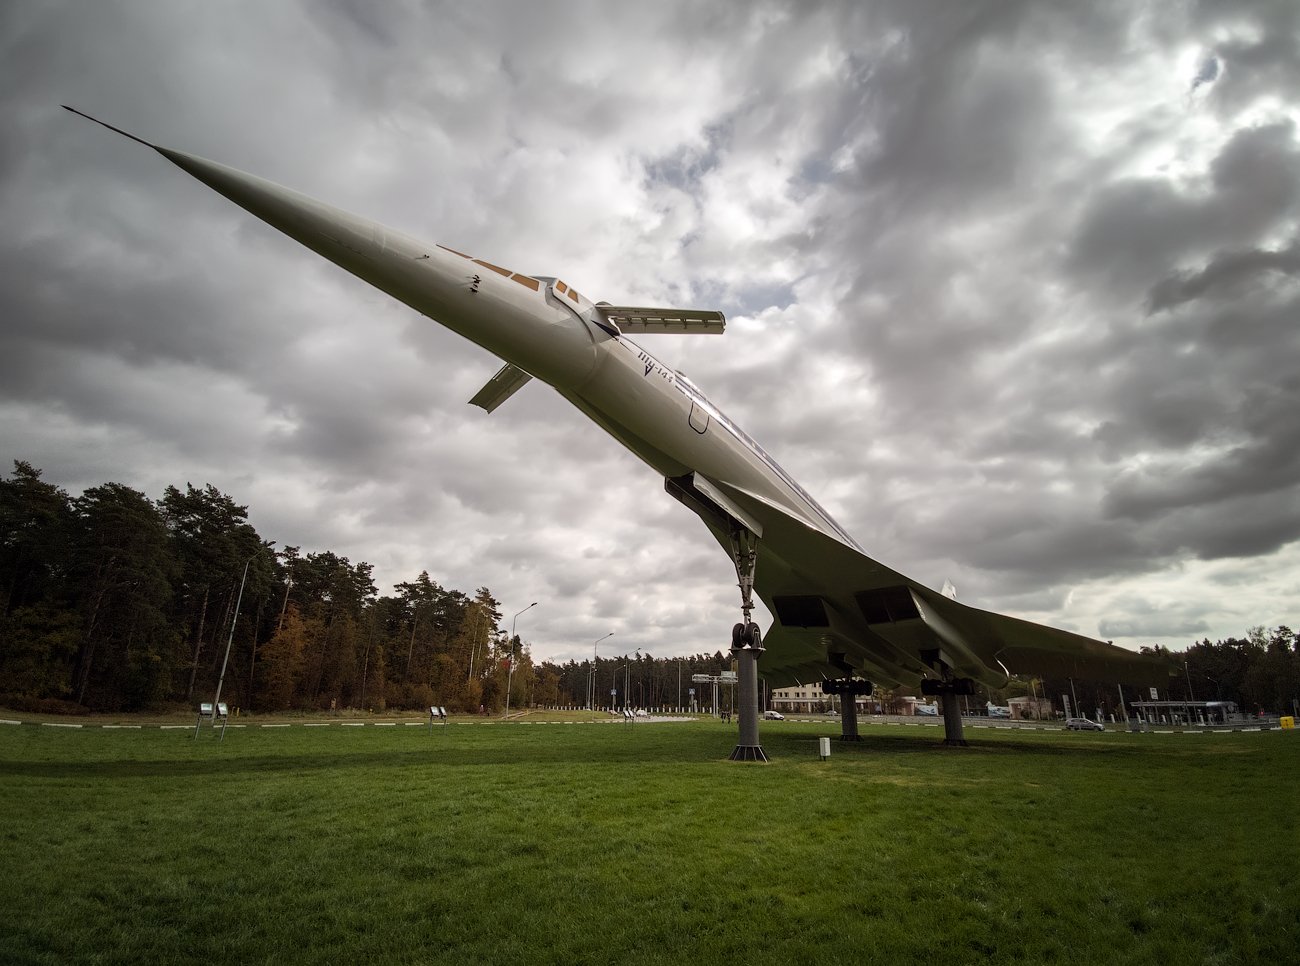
[819,736,831,760]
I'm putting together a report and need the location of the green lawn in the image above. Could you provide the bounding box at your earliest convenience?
[0,719,1295,964]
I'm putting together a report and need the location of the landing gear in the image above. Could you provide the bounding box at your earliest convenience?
[728,527,768,762]
[921,673,975,746]
[822,677,872,741]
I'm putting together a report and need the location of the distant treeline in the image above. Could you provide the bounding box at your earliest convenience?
[2,461,1296,716]
[0,462,734,714]
[980,628,1299,720]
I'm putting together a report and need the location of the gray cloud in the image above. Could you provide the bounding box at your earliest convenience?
[1147,236,1300,312]
[1069,122,1300,298]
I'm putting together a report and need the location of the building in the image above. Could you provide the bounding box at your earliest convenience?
[769,683,884,714]
[769,682,832,714]
[1007,696,1054,721]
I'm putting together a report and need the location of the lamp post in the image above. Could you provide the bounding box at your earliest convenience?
[626,649,639,712]
[589,632,614,709]
[504,602,537,718]
[212,546,269,719]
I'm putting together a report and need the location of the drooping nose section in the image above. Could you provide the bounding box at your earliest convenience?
[65,106,598,389]
[155,149,602,389]
[157,146,600,388]
[152,146,444,307]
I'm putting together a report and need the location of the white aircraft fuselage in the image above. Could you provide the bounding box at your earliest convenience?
[151,143,853,551]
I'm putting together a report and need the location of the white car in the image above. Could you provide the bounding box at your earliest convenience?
[1065,717,1104,731]
[763,710,785,720]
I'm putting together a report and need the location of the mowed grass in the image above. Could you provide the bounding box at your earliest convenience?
[1,719,1296,965]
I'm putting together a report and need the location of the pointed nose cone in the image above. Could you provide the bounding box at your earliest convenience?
[65,107,600,388]
[62,108,384,262]
[153,146,384,264]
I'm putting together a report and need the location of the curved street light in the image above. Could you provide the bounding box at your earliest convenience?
[589,632,614,709]
[212,544,273,719]
[626,648,640,713]
[504,602,538,718]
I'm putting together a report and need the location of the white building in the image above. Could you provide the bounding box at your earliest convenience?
[770,683,877,714]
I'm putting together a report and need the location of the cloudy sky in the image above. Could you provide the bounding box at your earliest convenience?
[3,1,1298,665]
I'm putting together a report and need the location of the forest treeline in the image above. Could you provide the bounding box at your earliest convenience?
[2,461,1297,716]
[967,627,1299,720]
[0,462,734,714]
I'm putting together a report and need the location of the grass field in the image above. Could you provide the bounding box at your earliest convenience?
[1,717,1296,965]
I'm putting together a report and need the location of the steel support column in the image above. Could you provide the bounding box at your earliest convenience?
[941,691,968,746]
[839,685,862,741]
[729,643,768,761]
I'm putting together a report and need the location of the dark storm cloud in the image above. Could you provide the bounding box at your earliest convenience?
[1068,121,1300,297]
[1103,379,1300,522]
[1146,236,1300,312]
[1100,610,1211,640]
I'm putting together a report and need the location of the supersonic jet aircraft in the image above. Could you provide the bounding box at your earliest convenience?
[66,108,1168,758]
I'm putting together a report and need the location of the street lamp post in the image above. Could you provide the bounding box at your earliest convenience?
[504,602,537,718]
[625,649,639,712]
[212,546,268,719]
[590,632,614,710]
[612,662,627,711]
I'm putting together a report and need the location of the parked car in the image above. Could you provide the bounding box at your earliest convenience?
[1065,717,1104,731]
[763,710,785,720]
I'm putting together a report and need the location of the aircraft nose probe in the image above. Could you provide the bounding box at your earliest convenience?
[63,106,155,148]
